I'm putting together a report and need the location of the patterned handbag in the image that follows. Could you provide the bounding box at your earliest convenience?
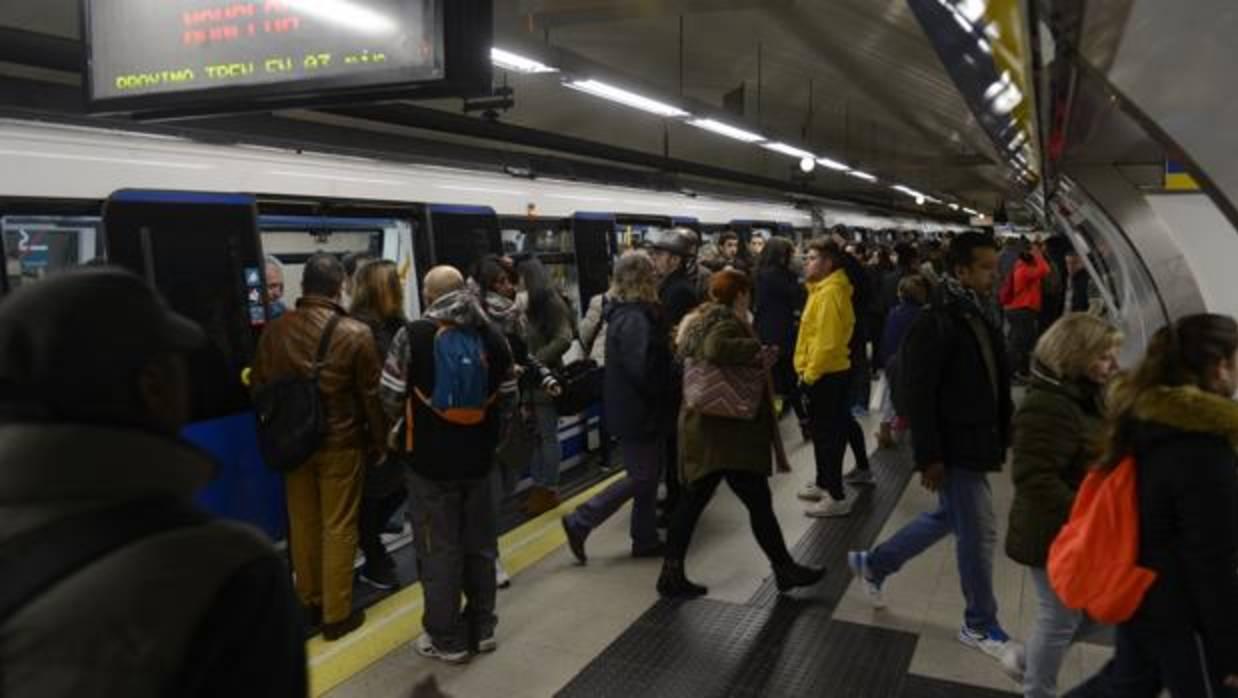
[682,346,778,420]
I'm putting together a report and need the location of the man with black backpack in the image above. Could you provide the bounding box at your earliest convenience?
[380,266,513,664]
[0,268,306,697]
[252,253,387,641]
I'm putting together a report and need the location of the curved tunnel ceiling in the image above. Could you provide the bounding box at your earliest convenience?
[0,0,1026,213]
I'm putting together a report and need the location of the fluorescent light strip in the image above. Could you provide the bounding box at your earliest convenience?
[844,170,877,182]
[490,48,558,74]
[564,79,689,118]
[687,118,765,143]
[762,142,815,160]
[816,157,850,171]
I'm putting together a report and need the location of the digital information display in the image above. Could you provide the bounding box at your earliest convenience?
[85,0,444,111]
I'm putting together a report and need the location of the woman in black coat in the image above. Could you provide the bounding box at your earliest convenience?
[754,237,807,428]
[1069,314,1238,698]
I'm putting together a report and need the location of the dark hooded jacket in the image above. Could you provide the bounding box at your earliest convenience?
[1122,385,1238,676]
[0,425,306,698]
[902,278,1013,472]
[380,290,513,481]
[1005,364,1105,566]
[603,300,674,441]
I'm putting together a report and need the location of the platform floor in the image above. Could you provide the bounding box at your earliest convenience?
[323,412,1114,698]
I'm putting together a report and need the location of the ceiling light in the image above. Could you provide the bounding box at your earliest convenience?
[799,157,816,173]
[949,203,960,210]
[687,118,765,143]
[816,157,850,171]
[762,142,815,159]
[564,79,689,118]
[845,170,877,182]
[490,48,557,74]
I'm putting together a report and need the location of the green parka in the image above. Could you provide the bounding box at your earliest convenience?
[1005,364,1105,567]
[677,303,777,485]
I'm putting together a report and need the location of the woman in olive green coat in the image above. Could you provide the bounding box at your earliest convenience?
[657,269,824,598]
[1005,313,1122,698]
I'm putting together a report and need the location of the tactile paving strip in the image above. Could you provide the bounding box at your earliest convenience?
[899,674,1019,697]
[748,442,915,608]
[556,599,919,698]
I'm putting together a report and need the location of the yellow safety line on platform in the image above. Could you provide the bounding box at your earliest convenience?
[307,472,622,696]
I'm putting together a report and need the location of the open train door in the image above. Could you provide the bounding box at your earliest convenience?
[102,189,286,539]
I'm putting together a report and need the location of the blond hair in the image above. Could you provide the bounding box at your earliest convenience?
[351,259,406,321]
[1033,313,1122,380]
[611,250,659,304]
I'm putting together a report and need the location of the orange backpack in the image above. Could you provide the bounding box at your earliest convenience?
[1047,455,1158,623]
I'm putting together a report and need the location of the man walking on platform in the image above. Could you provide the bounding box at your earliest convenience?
[381,266,513,663]
[848,233,1023,678]
[253,253,387,641]
[794,239,859,517]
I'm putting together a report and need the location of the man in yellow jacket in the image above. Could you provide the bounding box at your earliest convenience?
[794,239,857,517]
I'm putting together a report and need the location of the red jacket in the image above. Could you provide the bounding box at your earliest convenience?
[1003,253,1050,312]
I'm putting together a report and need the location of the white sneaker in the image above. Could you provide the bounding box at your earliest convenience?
[415,634,470,665]
[797,482,824,501]
[805,495,853,518]
[846,551,885,609]
[495,561,511,590]
[844,468,875,486]
[958,625,1024,682]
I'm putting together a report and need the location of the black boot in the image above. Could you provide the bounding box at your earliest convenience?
[774,561,826,593]
[657,559,708,599]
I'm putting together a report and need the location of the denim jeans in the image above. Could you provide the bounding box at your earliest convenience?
[528,401,561,489]
[567,438,664,550]
[866,468,1000,633]
[1026,566,1094,698]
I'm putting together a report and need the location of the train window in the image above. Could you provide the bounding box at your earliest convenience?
[503,224,581,317]
[2,216,102,289]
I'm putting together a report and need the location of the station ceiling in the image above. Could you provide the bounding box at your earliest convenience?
[0,0,1019,213]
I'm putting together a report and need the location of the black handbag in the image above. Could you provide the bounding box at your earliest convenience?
[553,358,604,415]
[496,406,538,471]
[253,314,342,472]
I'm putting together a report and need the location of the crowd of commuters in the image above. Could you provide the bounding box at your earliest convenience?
[5,223,1236,698]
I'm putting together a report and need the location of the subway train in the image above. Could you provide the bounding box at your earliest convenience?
[0,117,960,544]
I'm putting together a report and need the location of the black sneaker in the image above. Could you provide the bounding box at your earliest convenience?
[360,562,400,591]
[773,562,827,593]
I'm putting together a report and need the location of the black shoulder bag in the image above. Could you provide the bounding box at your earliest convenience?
[254,313,343,472]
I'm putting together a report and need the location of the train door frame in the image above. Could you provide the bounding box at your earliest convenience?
[257,198,423,318]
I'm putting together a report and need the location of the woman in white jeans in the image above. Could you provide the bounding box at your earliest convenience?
[1004,313,1122,697]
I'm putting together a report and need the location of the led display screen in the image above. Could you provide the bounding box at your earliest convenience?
[83,0,481,114]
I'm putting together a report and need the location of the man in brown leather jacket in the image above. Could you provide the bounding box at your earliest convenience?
[252,253,387,640]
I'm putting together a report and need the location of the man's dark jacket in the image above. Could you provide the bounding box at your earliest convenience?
[902,284,1013,472]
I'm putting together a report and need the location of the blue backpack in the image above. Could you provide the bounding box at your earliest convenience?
[413,323,495,426]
